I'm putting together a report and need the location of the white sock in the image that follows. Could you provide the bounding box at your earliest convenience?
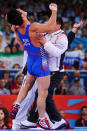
[15,102,20,105]
[39,117,46,120]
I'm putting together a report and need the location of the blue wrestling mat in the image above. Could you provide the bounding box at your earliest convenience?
[14,130,87,131]
[1,128,87,131]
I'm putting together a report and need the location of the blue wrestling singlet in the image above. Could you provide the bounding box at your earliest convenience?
[17,24,50,77]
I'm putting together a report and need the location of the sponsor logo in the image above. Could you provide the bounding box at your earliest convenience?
[23,39,30,46]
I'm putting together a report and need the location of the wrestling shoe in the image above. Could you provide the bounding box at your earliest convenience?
[9,104,20,119]
[20,120,36,129]
[51,118,66,130]
[37,117,50,130]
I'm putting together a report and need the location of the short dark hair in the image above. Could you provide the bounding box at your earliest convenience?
[0,107,9,127]
[81,106,87,111]
[7,8,23,26]
[3,70,10,74]
[64,72,68,76]
[56,17,63,29]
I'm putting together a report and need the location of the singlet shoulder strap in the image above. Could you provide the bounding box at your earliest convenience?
[25,24,31,36]
[17,24,31,36]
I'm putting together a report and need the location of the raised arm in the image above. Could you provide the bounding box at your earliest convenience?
[11,25,24,50]
[71,21,83,33]
[68,21,83,48]
[30,3,58,33]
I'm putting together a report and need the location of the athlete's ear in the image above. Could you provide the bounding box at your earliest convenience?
[58,24,61,28]
[11,25,17,33]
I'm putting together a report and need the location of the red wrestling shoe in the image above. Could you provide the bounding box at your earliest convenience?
[9,104,20,119]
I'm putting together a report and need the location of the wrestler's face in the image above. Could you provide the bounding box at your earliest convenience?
[0,110,4,121]
[82,108,87,119]
[57,24,61,30]
[82,108,87,115]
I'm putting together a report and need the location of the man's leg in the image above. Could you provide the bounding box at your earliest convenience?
[20,90,38,129]
[36,75,50,129]
[27,90,38,123]
[9,72,36,119]
[12,78,37,129]
[16,72,35,104]
[21,72,66,129]
[27,72,64,122]
[23,71,66,129]
[46,71,64,122]
[46,71,66,129]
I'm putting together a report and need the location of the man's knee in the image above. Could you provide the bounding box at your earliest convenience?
[38,89,48,99]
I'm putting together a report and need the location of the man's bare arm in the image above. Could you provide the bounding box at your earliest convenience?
[72,21,83,33]
[30,3,57,33]
[11,25,24,50]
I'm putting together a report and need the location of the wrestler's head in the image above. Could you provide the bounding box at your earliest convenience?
[7,9,23,26]
[56,17,63,29]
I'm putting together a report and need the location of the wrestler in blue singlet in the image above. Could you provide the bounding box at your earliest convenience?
[17,24,50,77]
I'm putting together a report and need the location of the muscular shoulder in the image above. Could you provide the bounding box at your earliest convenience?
[29,23,40,31]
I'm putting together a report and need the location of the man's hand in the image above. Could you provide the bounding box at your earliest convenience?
[11,25,24,50]
[72,21,84,33]
[49,3,57,11]
[16,9,27,17]
[35,33,47,45]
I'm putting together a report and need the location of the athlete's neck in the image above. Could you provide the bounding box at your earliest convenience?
[18,20,30,35]
[20,20,30,28]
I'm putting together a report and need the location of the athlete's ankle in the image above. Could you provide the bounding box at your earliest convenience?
[39,116,46,120]
[15,102,20,105]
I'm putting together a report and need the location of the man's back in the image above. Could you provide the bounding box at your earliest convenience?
[17,24,50,77]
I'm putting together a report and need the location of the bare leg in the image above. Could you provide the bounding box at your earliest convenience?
[37,75,50,118]
[16,72,35,104]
